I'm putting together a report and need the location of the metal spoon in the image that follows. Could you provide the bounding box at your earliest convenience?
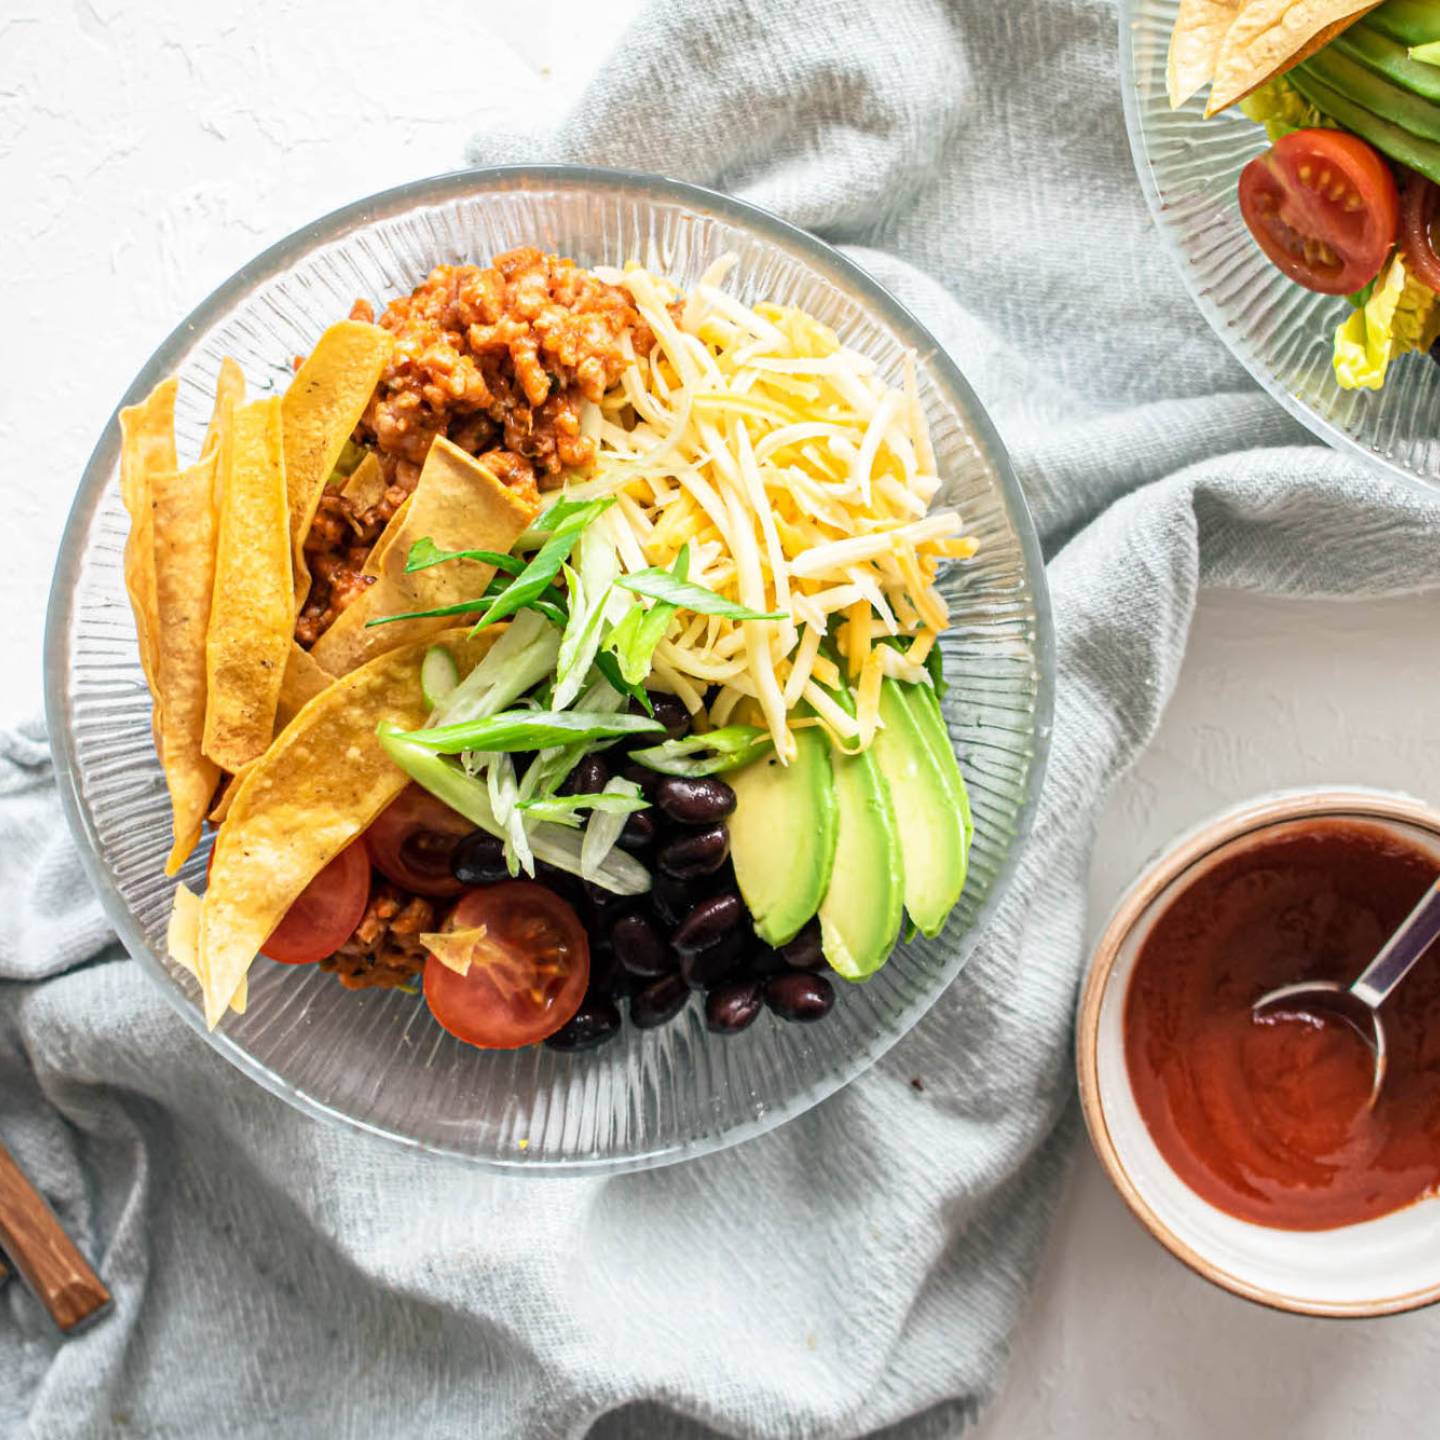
[1253,877,1440,1108]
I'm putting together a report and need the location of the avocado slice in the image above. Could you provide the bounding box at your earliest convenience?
[869,679,967,938]
[905,675,973,848]
[1291,65,1440,183]
[729,724,837,948]
[817,698,905,981]
[1333,24,1440,104]
[1302,45,1440,140]
[1365,0,1440,50]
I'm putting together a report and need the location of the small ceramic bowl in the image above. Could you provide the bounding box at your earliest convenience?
[1078,788,1440,1317]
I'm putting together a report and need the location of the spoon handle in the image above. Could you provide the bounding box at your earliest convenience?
[1352,878,1440,1010]
[0,1140,111,1334]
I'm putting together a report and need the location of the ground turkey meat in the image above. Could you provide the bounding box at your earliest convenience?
[321,884,435,990]
[355,247,654,484]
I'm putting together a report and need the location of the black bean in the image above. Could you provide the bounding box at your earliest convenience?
[655,776,737,825]
[620,761,660,800]
[672,892,744,956]
[680,928,748,990]
[611,911,675,979]
[586,942,620,997]
[582,878,627,916]
[780,918,827,973]
[706,978,764,1035]
[764,971,835,1023]
[631,973,690,1029]
[534,861,583,905]
[747,942,788,978]
[649,872,694,928]
[450,830,508,886]
[645,691,692,740]
[561,753,610,797]
[544,998,622,1052]
[658,824,730,879]
[616,810,657,853]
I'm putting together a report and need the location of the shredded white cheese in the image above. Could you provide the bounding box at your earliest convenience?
[573,260,973,755]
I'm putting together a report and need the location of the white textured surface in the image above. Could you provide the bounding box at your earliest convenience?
[7,1,1440,1432]
[978,590,1440,1439]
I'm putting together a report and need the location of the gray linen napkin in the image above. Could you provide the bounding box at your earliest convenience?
[5,1,1440,1436]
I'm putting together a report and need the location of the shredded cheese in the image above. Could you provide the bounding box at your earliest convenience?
[569,260,974,758]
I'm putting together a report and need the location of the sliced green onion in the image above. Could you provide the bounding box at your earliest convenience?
[606,543,689,685]
[377,725,650,895]
[520,790,650,826]
[401,708,663,755]
[427,609,561,729]
[615,565,784,621]
[420,645,460,710]
[592,650,652,712]
[405,536,524,575]
[469,498,615,633]
[552,560,611,712]
[924,644,947,699]
[581,777,645,879]
[627,725,773,776]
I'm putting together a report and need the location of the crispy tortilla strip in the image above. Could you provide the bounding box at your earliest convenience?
[278,640,335,724]
[204,396,293,772]
[1168,0,1246,107]
[341,451,388,511]
[167,883,245,1013]
[282,321,393,610]
[417,927,488,977]
[152,450,223,874]
[361,494,414,580]
[310,437,537,675]
[118,380,178,721]
[1206,0,1381,116]
[203,358,246,514]
[197,628,498,1025]
[206,643,336,824]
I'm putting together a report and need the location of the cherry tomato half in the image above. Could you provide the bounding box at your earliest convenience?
[365,784,473,897]
[1238,129,1399,295]
[261,841,372,965]
[1400,169,1440,294]
[423,882,589,1049]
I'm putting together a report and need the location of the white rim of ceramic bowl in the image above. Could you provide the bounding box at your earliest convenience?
[44,164,1054,1172]
[1077,786,1440,1316]
[1118,0,1439,499]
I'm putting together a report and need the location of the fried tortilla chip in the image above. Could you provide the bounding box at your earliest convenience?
[278,640,335,723]
[118,380,178,719]
[340,451,388,511]
[152,451,223,874]
[196,627,498,1025]
[202,358,246,507]
[206,643,336,824]
[282,321,393,610]
[204,396,293,772]
[1168,0,1246,108]
[310,437,537,676]
[417,927,491,977]
[1206,0,1381,116]
[167,882,245,1012]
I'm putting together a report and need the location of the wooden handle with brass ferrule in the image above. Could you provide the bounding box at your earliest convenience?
[0,1138,111,1333]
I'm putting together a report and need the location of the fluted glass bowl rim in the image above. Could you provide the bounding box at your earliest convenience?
[1119,0,1440,498]
[44,164,1054,1173]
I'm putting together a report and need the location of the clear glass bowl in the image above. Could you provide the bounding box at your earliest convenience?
[45,166,1052,1173]
[1122,0,1440,490]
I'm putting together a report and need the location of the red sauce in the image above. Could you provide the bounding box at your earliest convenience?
[1124,819,1440,1231]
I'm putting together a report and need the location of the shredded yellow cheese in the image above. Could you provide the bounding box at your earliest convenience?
[581,261,974,756]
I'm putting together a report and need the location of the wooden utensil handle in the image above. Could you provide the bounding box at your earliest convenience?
[0,1139,111,1333]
